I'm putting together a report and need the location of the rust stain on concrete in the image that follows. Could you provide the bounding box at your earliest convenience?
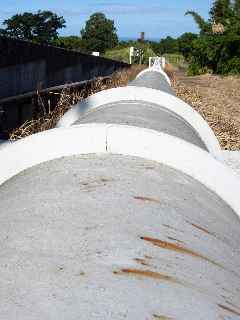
[167,236,185,244]
[218,304,240,316]
[134,196,160,204]
[144,255,153,260]
[113,268,178,284]
[163,224,184,233]
[225,301,240,314]
[141,236,222,268]
[187,221,214,236]
[80,177,113,191]
[153,315,174,320]
[134,258,151,266]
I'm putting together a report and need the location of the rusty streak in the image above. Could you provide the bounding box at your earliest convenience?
[225,301,240,313]
[145,166,155,170]
[163,224,184,233]
[167,237,185,244]
[153,315,174,320]
[187,221,214,236]
[144,255,153,260]
[218,304,240,316]
[114,268,178,283]
[100,178,112,183]
[81,177,112,189]
[141,236,222,268]
[134,258,151,266]
[133,196,160,204]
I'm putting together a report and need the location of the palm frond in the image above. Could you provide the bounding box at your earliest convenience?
[185,11,210,33]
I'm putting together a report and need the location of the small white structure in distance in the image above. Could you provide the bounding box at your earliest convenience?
[92,52,100,56]
[129,47,144,64]
[129,47,134,64]
[149,56,166,69]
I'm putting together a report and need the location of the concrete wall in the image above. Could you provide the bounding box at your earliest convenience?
[0,36,129,100]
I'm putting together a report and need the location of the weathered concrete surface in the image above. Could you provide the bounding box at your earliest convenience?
[74,101,207,150]
[129,70,175,95]
[223,151,240,176]
[0,154,239,320]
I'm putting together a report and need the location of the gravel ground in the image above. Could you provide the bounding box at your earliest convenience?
[173,72,240,151]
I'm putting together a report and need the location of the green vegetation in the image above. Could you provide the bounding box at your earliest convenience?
[105,47,130,63]
[149,33,196,68]
[185,0,240,75]
[151,36,179,55]
[54,36,84,51]
[81,13,118,53]
[163,54,187,69]
[2,2,240,75]
[0,11,65,44]
[105,42,155,64]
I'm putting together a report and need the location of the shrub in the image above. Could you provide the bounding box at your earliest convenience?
[185,0,240,75]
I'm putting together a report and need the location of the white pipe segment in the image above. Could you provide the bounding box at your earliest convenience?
[1,65,240,320]
[136,65,172,85]
[0,124,239,217]
[56,86,222,161]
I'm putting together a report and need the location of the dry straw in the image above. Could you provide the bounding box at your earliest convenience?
[10,65,145,140]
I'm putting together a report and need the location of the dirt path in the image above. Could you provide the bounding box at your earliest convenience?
[173,71,240,150]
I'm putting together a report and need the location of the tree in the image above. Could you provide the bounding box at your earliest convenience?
[0,11,66,43]
[185,0,240,75]
[185,11,210,34]
[152,36,179,55]
[209,0,232,24]
[178,32,198,60]
[234,0,240,17]
[81,13,118,53]
[54,36,86,51]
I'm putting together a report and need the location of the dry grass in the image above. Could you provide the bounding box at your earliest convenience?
[10,65,145,140]
[173,72,240,150]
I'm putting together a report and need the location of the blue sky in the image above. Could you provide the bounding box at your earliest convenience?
[0,0,213,40]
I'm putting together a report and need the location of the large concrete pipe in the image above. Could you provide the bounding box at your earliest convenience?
[129,69,174,94]
[57,65,221,161]
[0,62,240,320]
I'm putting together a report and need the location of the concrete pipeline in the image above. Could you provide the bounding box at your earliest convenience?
[0,59,240,320]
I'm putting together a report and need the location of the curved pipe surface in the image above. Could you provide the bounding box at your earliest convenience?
[0,124,239,216]
[129,70,175,95]
[57,86,222,160]
[0,124,240,320]
[1,64,239,320]
[136,65,172,85]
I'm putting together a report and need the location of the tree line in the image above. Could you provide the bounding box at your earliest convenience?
[150,0,240,75]
[1,1,240,75]
[0,11,118,53]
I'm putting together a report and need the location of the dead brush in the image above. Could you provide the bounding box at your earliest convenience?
[9,65,145,140]
[164,63,177,85]
[174,79,240,150]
